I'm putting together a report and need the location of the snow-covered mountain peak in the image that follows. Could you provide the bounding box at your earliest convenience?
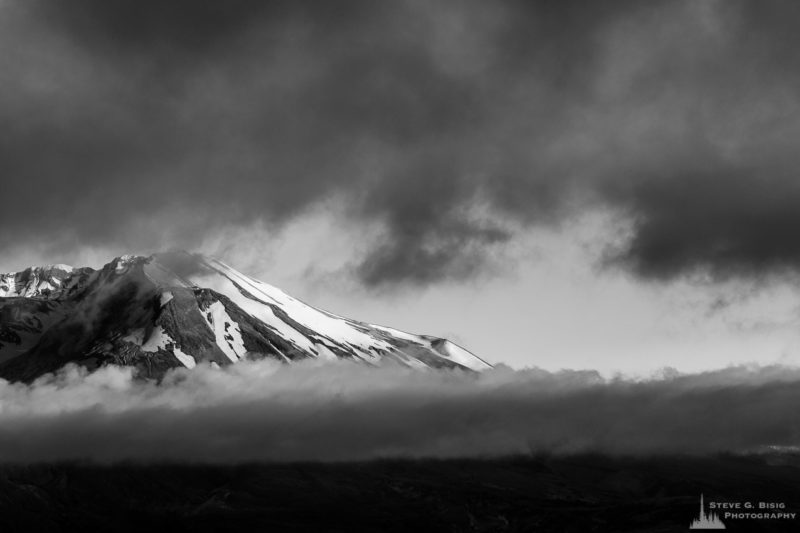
[0,252,491,382]
[0,264,78,298]
[109,254,146,274]
[43,264,74,272]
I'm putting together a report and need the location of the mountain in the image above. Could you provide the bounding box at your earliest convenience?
[0,252,490,382]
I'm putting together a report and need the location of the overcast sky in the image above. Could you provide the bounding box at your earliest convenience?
[3,0,800,373]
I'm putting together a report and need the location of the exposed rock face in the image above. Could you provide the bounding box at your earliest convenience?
[0,252,490,382]
[0,264,90,298]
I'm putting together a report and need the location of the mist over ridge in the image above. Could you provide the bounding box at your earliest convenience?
[0,359,796,463]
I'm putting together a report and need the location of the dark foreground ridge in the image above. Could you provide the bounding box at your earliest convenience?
[0,454,799,532]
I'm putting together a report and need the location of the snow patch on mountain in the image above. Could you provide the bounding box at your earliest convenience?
[130,325,197,369]
[173,347,196,369]
[141,326,171,353]
[203,301,246,363]
[160,291,174,307]
[196,259,391,361]
[113,255,138,274]
[188,266,341,357]
[433,340,492,371]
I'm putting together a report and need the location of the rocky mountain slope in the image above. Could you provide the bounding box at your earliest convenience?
[0,252,490,382]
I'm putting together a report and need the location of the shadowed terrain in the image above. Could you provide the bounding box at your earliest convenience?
[0,454,799,532]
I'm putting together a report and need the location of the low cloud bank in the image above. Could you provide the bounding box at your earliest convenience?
[0,360,798,463]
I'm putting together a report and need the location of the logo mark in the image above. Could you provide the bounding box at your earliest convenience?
[690,494,726,530]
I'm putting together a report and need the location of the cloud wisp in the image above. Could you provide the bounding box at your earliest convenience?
[0,359,798,463]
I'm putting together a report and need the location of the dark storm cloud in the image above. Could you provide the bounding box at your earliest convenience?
[3,0,800,286]
[0,360,799,462]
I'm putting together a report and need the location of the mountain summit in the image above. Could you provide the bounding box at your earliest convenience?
[0,252,490,382]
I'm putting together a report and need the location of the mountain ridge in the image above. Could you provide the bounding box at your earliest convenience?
[0,251,490,382]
